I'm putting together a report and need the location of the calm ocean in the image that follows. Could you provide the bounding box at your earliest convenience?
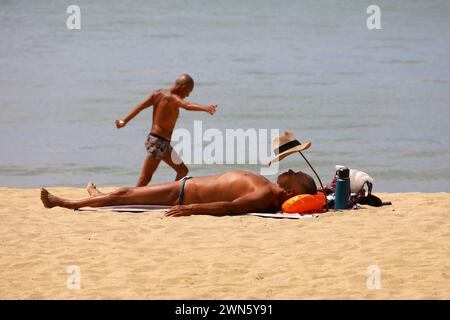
[1,0,449,192]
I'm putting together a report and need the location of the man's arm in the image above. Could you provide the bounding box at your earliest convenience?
[174,96,217,115]
[165,191,272,217]
[115,93,154,128]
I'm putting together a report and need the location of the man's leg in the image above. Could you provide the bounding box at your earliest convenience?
[162,149,189,181]
[136,155,161,187]
[41,182,180,210]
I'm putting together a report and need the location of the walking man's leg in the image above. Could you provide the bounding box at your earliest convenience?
[163,149,189,181]
[136,155,161,187]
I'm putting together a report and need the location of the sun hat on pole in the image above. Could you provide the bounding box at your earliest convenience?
[268,131,311,165]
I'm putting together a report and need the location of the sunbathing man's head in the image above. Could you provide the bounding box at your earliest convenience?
[277,169,317,198]
[174,74,194,98]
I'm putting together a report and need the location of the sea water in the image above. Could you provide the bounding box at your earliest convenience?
[0,0,449,192]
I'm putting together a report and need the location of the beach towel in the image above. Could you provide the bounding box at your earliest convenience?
[76,205,320,219]
[247,212,320,219]
[76,205,171,213]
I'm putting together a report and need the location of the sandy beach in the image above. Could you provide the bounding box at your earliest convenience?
[0,187,448,299]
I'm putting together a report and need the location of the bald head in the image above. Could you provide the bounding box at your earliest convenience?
[175,74,194,90]
[296,173,317,194]
[277,170,318,196]
[172,74,194,98]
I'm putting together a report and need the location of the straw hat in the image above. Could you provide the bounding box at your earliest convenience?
[268,131,311,165]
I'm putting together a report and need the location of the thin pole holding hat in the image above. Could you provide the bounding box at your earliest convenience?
[297,151,329,212]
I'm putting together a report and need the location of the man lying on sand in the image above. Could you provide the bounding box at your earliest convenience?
[40,169,317,217]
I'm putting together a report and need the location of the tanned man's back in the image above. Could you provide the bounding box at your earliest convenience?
[150,89,181,140]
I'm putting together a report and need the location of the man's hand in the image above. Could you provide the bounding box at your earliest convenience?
[164,205,195,217]
[206,104,217,115]
[115,120,126,129]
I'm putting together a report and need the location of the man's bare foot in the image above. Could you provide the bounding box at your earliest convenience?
[86,181,103,197]
[40,188,62,208]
